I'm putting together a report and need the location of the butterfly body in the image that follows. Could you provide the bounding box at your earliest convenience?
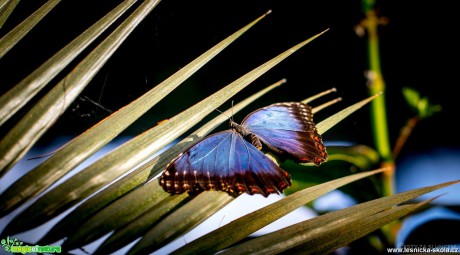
[159,102,327,197]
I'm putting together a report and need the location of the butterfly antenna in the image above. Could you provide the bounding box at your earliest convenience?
[214,108,231,122]
[312,97,342,114]
[302,87,337,104]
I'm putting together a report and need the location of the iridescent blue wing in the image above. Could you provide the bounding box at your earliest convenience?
[159,130,291,197]
[241,102,327,165]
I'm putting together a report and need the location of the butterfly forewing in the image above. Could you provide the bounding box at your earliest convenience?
[160,101,327,197]
[242,102,327,165]
[159,130,291,197]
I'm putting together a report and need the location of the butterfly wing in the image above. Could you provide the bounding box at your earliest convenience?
[241,102,327,165]
[159,130,291,197]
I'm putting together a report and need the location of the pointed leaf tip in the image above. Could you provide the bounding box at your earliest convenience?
[276,78,287,86]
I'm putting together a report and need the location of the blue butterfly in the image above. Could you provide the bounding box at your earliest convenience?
[159,102,327,197]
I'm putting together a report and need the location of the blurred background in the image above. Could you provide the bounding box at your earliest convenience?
[1,0,459,254]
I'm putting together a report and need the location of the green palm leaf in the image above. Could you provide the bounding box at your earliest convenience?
[0,3,455,255]
[0,6,270,217]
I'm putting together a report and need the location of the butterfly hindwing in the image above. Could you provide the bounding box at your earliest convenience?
[159,130,291,197]
[242,102,327,165]
[160,101,327,196]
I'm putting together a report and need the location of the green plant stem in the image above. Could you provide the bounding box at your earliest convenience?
[362,4,394,198]
[361,0,397,246]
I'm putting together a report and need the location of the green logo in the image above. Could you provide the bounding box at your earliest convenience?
[1,236,61,254]
[1,236,23,252]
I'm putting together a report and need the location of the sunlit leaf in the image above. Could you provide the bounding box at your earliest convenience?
[0,0,161,177]
[316,92,381,135]
[215,181,459,255]
[169,169,386,255]
[0,0,61,59]
[0,0,138,126]
[125,192,233,255]
[0,2,266,219]
[47,28,327,249]
[40,79,285,245]
[293,201,430,254]
[0,0,20,28]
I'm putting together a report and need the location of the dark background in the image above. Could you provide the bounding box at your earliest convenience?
[1,0,458,159]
